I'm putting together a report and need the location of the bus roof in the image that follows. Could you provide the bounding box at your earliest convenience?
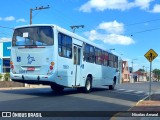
[14,24,114,54]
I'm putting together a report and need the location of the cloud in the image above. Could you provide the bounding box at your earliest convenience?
[84,30,134,45]
[79,0,153,12]
[134,0,153,10]
[0,37,12,43]
[84,21,135,45]
[150,4,160,13]
[4,16,15,21]
[0,16,27,22]
[16,18,27,22]
[104,34,135,45]
[79,0,131,12]
[98,20,124,34]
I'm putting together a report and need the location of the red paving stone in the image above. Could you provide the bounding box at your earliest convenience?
[130,94,160,111]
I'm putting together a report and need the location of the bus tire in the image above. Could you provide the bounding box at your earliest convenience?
[109,77,116,90]
[84,77,92,93]
[51,84,64,93]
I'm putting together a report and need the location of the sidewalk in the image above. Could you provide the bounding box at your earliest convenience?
[0,85,50,91]
[111,93,160,120]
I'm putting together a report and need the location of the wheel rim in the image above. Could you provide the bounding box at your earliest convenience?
[86,80,91,91]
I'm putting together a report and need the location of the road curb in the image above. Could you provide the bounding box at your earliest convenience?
[0,86,50,91]
[135,95,149,106]
[110,94,150,120]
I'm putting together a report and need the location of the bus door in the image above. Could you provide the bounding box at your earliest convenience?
[73,45,82,86]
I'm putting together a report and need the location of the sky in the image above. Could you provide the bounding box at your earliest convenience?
[0,0,160,71]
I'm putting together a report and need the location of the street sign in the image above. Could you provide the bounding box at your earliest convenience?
[144,49,158,100]
[144,49,158,62]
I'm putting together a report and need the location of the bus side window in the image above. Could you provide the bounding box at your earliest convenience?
[84,44,95,63]
[90,46,95,63]
[83,43,85,61]
[85,44,90,62]
[58,33,72,59]
[74,46,77,64]
[109,54,113,67]
[114,56,118,68]
[102,51,108,66]
[104,52,109,66]
[95,48,102,65]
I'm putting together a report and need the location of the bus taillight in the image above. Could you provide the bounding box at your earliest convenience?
[50,62,54,70]
[51,62,55,66]
[11,65,14,69]
[10,61,13,65]
[10,61,14,69]
[50,66,53,70]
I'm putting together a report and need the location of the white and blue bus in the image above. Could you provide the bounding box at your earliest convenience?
[10,24,119,93]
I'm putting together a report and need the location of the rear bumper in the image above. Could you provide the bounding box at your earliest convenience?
[10,72,55,85]
[12,79,53,85]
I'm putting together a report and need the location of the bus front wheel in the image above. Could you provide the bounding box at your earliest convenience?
[109,78,116,90]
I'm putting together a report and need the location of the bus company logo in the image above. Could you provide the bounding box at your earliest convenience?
[27,54,35,64]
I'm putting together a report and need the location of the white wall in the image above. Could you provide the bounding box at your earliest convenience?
[0,43,3,73]
[0,43,3,58]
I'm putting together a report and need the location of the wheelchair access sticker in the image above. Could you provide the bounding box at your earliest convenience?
[17,56,21,62]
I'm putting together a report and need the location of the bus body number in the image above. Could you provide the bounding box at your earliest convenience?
[63,65,69,69]
[19,70,26,74]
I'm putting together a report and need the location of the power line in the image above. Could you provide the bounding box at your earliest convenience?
[125,18,160,27]
[129,27,160,36]
[32,10,41,18]
[0,32,12,36]
[33,0,160,34]
[0,25,14,30]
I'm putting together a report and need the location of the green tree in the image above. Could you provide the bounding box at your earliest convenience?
[152,69,160,81]
[138,68,145,72]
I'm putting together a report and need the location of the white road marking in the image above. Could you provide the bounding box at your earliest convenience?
[113,89,147,96]
[124,90,135,92]
[117,89,125,91]
[69,93,135,107]
[134,91,145,94]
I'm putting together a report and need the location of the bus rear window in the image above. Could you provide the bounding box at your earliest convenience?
[12,26,54,46]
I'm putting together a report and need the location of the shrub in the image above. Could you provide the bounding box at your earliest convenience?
[0,74,3,80]
[4,73,10,81]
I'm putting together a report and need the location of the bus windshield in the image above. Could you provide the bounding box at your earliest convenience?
[12,26,54,46]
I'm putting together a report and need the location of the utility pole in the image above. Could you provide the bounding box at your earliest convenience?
[70,25,84,33]
[142,65,145,81]
[30,5,50,25]
[131,59,137,83]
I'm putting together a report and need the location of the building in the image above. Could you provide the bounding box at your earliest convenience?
[0,42,11,73]
[121,61,130,83]
[133,71,147,82]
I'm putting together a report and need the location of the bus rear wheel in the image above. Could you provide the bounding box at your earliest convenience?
[109,78,116,90]
[84,77,92,93]
[51,84,64,93]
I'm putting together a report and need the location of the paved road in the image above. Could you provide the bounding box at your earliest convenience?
[0,82,159,120]
[116,81,160,95]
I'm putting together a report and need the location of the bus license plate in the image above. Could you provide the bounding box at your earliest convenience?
[27,67,35,71]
